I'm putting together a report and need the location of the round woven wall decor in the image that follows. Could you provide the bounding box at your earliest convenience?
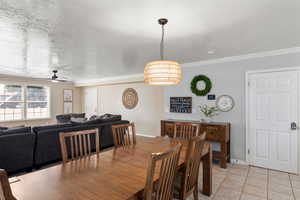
[122,88,138,109]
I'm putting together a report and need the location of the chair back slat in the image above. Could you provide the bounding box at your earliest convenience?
[174,122,200,139]
[180,133,207,199]
[0,169,16,200]
[112,123,136,147]
[144,144,182,200]
[59,128,100,163]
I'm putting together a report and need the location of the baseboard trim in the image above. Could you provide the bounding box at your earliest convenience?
[136,134,156,138]
[230,159,249,165]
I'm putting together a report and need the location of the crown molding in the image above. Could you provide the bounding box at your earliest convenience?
[74,47,300,87]
[74,73,144,87]
[182,47,300,67]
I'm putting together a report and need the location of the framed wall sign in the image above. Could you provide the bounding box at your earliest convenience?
[170,97,192,113]
[63,89,73,113]
[207,94,216,100]
[63,89,73,102]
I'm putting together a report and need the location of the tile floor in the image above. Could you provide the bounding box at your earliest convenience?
[191,164,300,200]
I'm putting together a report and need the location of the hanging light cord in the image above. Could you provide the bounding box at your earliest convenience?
[160,24,165,60]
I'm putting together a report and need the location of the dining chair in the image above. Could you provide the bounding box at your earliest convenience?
[111,123,136,147]
[59,128,100,163]
[0,169,16,200]
[174,122,200,139]
[175,133,207,200]
[143,144,182,200]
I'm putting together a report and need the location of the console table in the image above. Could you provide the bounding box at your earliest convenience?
[161,119,230,168]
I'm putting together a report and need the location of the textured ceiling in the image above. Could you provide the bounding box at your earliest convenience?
[0,0,300,81]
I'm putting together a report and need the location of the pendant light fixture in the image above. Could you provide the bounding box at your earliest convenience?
[144,18,182,85]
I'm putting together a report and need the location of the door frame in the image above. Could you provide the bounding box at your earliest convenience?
[245,67,300,173]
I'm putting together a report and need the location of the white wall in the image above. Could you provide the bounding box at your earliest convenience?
[95,82,164,137]
[164,51,300,161]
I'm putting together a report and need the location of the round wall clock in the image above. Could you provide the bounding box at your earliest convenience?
[122,88,138,109]
[216,95,234,112]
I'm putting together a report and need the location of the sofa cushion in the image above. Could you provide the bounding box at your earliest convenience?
[71,113,85,119]
[56,114,72,124]
[0,126,31,136]
[71,117,103,126]
[70,117,87,123]
[0,126,8,131]
[32,123,73,134]
[99,114,121,122]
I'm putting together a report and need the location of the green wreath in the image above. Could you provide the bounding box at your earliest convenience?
[190,75,212,96]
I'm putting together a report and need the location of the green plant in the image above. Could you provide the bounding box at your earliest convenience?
[191,75,212,96]
[199,105,219,118]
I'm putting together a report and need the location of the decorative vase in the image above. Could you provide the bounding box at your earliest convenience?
[201,116,213,122]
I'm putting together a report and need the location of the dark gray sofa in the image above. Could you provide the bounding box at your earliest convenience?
[33,120,129,167]
[0,114,129,175]
[0,127,35,174]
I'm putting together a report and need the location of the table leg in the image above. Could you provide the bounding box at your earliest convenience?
[202,144,212,196]
[220,142,227,168]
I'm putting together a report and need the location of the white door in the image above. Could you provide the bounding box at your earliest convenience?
[84,87,98,118]
[248,70,299,173]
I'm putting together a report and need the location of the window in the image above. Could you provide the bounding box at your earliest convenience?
[0,84,50,121]
[0,85,24,121]
[26,86,50,119]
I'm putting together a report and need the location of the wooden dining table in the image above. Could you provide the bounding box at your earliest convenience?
[10,136,212,200]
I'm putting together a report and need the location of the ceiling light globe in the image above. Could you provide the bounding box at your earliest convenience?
[144,60,182,86]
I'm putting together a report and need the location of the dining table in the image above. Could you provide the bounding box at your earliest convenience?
[10,136,212,200]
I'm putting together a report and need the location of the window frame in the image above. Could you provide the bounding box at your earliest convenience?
[0,82,51,122]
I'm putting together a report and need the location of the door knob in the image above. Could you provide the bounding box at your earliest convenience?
[291,122,298,130]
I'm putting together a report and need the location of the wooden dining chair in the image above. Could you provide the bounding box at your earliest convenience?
[176,133,207,200]
[59,128,100,163]
[174,122,200,139]
[143,144,182,200]
[0,169,16,200]
[111,123,136,147]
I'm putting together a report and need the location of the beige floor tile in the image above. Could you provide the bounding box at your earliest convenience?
[230,164,250,170]
[213,187,241,200]
[292,188,300,198]
[220,179,243,192]
[249,167,268,175]
[212,176,226,186]
[290,174,300,182]
[269,176,291,187]
[243,184,267,198]
[228,168,249,177]
[240,193,267,200]
[248,171,268,180]
[269,170,289,179]
[268,191,295,200]
[291,180,300,190]
[213,170,228,177]
[268,183,293,196]
[246,177,268,189]
[227,173,247,183]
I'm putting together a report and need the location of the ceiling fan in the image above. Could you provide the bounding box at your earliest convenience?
[50,70,68,83]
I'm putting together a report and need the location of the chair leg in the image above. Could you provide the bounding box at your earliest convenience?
[193,188,199,200]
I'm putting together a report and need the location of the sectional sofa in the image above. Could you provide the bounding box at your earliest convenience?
[0,113,129,175]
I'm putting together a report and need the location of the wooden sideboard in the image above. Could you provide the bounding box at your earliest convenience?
[161,119,230,168]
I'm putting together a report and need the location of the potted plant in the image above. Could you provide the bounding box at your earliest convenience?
[199,105,219,122]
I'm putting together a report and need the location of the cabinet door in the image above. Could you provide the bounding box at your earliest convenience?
[201,125,224,142]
